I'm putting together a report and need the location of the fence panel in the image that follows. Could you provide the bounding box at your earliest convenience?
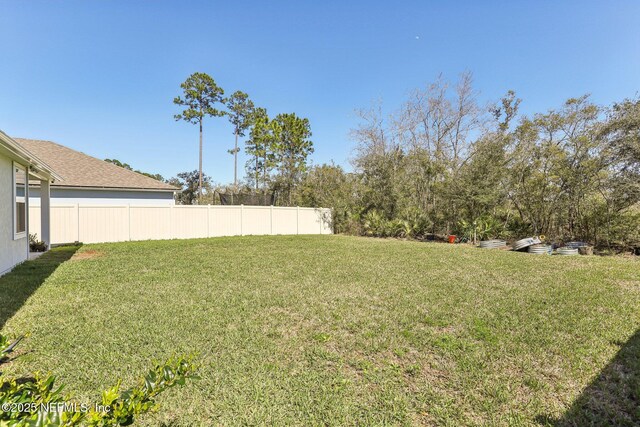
[272,207,298,235]
[54,205,80,243]
[241,206,271,236]
[33,204,331,244]
[298,208,324,235]
[130,206,172,241]
[30,205,80,243]
[171,206,209,239]
[209,206,242,237]
[29,206,41,238]
[79,206,129,243]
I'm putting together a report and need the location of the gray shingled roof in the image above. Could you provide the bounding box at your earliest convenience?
[15,138,177,191]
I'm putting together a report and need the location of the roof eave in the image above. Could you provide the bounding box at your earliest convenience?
[49,184,178,193]
[0,130,62,182]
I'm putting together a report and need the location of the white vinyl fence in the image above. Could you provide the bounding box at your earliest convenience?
[29,205,332,245]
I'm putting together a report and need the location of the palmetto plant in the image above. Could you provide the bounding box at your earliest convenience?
[362,210,389,237]
[391,219,413,238]
[362,210,433,239]
[458,216,503,244]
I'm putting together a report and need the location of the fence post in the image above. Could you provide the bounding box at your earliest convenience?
[320,207,323,234]
[296,206,300,235]
[240,204,244,236]
[270,205,274,235]
[127,204,131,241]
[76,203,80,242]
[170,204,174,239]
[207,205,211,238]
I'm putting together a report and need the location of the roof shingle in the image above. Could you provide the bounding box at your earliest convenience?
[15,138,177,191]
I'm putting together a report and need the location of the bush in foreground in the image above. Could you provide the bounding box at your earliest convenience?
[0,334,197,426]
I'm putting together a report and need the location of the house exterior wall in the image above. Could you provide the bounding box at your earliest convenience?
[29,188,175,206]
[0,154,28,275]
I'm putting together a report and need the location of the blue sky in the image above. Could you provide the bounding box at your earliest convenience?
[1,1,638,183]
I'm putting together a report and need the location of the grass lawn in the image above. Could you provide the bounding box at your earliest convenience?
[1,235,639,426]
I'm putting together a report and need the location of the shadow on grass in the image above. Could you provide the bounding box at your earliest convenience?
[538,328,640,426]
[0,245,80,330]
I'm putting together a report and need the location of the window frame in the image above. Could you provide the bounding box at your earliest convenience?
[13,161,27,240]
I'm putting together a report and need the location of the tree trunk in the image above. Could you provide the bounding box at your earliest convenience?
[255,155,259,190]
[199,121,203,202]
[263,154,268,205]
[234,129,238,188]
[231,129,238,205]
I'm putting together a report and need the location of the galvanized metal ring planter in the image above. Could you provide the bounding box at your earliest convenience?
[528,244,553,255]
[557,247,579,256]
[512,236,542,251]
[479,239,507,249]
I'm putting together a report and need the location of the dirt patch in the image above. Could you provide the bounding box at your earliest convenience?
[71,250,104,261]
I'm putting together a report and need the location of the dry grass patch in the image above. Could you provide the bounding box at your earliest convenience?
[70,249,104,261]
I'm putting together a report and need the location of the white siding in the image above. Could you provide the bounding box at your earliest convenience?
[0,154,28,275]
[29,187,175,206]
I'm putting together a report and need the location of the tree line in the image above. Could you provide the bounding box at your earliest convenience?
[107,71,639,250]
[295,73,639,250]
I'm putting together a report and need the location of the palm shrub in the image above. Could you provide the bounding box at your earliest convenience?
[362,210,391,237]
[457,215,505,244]
[361,208,433,239]
[389,219,412,238]
[29,233,47,252]
[398,208,432,238]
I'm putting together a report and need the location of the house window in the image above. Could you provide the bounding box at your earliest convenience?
[14,163,27,239]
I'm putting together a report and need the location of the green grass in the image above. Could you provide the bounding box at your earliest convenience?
[1,235,639,426]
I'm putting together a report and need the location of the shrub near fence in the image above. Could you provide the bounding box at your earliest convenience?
[29,205,332,245]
